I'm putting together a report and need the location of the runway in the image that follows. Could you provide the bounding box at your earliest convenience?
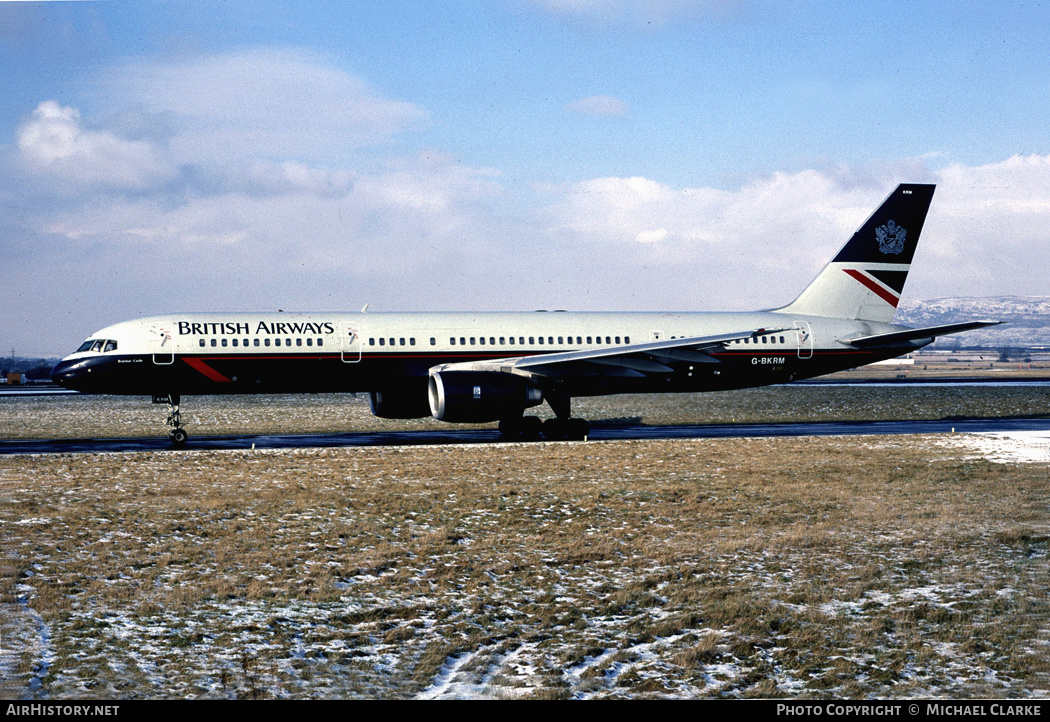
[2,416,1048,454]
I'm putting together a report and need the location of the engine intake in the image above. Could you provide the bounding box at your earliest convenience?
[428,370,543,423]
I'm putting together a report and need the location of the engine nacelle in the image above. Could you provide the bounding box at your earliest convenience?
[428,370,543,423]
[368,388,431,419]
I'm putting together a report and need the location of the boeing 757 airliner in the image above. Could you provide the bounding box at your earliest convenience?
[52,184,999,445]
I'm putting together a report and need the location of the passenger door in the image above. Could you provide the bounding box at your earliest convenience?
[151,322,174,365]
[341,324,362,363]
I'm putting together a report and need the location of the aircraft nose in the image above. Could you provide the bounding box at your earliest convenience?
[51,358,85,389]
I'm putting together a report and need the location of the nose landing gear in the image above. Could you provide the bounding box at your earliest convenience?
[154,393,188,446]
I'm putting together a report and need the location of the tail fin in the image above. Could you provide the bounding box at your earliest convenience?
[776,183,935,323]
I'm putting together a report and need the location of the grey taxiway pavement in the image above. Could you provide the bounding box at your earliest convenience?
[2,417,1048,455]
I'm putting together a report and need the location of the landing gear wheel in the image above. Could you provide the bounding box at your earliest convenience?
[541,418,567,441]
[163,393,188,446]
[566,418,590,441]
[499,416,543,440]
[520,416,542,440]
[498,417,521,439]
[541,418,589,441]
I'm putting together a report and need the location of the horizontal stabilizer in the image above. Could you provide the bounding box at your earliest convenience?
[844,321,1003,348]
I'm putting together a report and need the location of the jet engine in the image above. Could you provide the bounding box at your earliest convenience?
[428,370,543,423]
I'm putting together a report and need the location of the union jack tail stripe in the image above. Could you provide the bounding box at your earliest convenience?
[842,268,902,308]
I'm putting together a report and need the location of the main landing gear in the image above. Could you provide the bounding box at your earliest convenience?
[498,416,590,441]
[498,387,590,441]
[155,393,188,446]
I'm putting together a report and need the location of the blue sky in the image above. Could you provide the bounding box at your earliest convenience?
[3,0,1050,355]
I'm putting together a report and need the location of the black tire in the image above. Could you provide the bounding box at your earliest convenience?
[498,417,521,439]
[169,428,189,446]
[541,418,567,441]
[520,416,543,440]
[566,418,590,441]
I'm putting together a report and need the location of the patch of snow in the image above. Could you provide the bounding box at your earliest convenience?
[936,431,1050,464]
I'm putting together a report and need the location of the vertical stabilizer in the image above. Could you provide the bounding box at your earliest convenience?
[776,184,935,323]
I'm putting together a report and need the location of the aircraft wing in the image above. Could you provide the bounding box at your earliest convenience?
[432,327,790,380]
[843,321,1003,348]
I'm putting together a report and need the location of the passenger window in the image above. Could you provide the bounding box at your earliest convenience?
[232,339,238,347]
[369,338,375,346]
[529,337,535,344]
[399,338,405,346]
[480,337,486,345]
[509,337,515,345]
[379,338,385,346]
[586,336,592,344]
[430,338,436,345]
[519,337,525,344]
[410,338,416,346]
[490,337,495,345]
[222,339,228,347]
[264,338,271,347]
[460,337,466,345]
[625,336,630,343]
[470,337,476,345]
[615,336,620,344]
[389,338,394,346]
[307,338,313,346]
[286,338,291,346]
[317,338,323,347]
[450,337,456,345]
[254,339,260,347]
[538,337,544,345]
[211,339,217,347]
[199,339,206,348]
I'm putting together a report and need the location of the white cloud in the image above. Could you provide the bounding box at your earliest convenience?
[539,158,1050,305]
[529,0,732,27]
[17,101,176,193]
[567,94,629,117]
[635,228,667,243]
[111,48,426,165]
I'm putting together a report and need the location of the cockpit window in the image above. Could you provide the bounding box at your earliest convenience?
[76,339,117,353]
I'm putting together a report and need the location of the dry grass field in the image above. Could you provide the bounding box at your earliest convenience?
[1,388,1048,699]
[0,438,1047,698]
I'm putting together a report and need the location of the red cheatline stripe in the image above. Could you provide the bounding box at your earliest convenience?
[183,357,233,383]
[843,269,899,308]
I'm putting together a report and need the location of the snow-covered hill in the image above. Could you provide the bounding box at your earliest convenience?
[896,296,1050,348]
